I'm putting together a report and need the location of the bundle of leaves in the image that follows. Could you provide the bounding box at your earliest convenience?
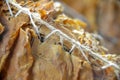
[0,0,120,80]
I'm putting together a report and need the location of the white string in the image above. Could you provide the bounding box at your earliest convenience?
[69,44,75,53]
[79,47,90,63]
[6,0,13,16]
[15,10,22,17]
[45,30,59,40]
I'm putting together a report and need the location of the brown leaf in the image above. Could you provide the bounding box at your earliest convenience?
[0,13,29,76]
[5,29,33,80]
[31,38,93,80]
[0,23,4,35]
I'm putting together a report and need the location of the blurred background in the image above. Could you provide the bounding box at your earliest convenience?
[55,0,120,54]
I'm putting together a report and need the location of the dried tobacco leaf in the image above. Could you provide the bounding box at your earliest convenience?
[55,14,86,31]
[0,0,119,80]
[31,38,93,80]
[0,11,30,78]
[0,23,4,35]
[5,29,33,80]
